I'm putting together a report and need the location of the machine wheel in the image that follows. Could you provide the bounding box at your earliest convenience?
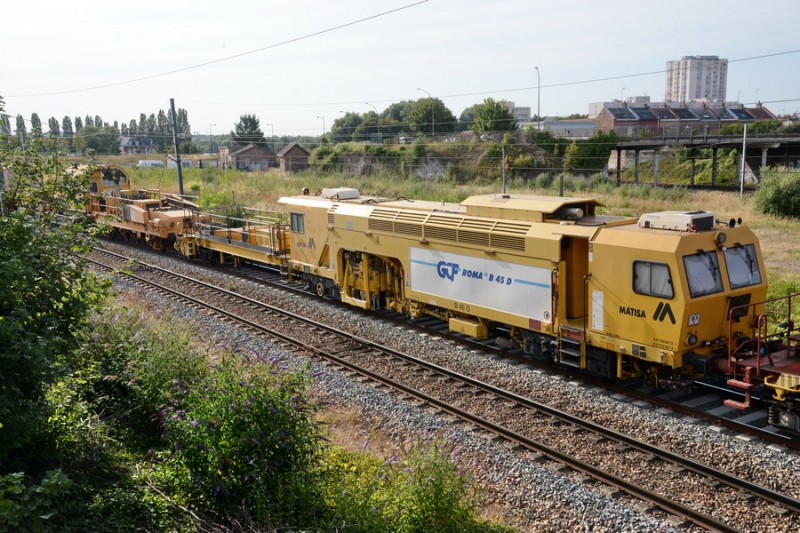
[315,282,326,298]
[148,236,166,252]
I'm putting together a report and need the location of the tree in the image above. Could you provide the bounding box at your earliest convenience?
[145,113,157,137]
[231,114,267,147]
[30,113,42,137]
[381,100,416,136]
[562,131,619,174]
[330,112,363,142]
[176,108,191,136]
[84,115,94,127]
[128,119,137,135]
[74,116,83,132]
[156,110,170,151]
[354,111,381,141]
[15,115,27,146]
[409,98,456,137]
[0,113,11,136]
[471,98,518,135]
[47,117,61,151]
[81,124,121,155]
[458,106,477,132]
[47,117,61,138]
[62,116,74,153]
[138,113,147,136]
[0,119,106,461]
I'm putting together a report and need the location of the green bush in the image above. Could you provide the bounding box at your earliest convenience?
[49,305,210,451]
[157,360,323,525]
[323,441,513,533]
[0,470,71,532]
[753,166,800,218]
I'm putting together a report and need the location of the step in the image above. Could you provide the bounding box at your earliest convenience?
[724,399,750,410]
[560,347,581,358]
[727,378,754,390]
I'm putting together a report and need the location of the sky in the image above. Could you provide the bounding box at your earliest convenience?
[3,0,799,139]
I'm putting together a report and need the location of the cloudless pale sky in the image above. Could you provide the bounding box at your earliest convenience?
[3,0,799,138]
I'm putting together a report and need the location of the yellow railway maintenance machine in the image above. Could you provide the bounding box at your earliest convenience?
[85,164,204,252]
[279,187,767,386]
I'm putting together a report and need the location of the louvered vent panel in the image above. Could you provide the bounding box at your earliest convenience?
[459,218,495,231]
[426,214,459,225]
[395,212,428,223]
[493,221,531,235]
[425,226,457,242]
[490,234,525,251]
[327,205,339,225]
[458,230,490,246]
[370,208,397,220]
[394,222,422,236]
[368,219,394,232]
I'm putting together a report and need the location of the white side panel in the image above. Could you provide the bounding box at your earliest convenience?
[409,247,552,323]
[592,290,604,331]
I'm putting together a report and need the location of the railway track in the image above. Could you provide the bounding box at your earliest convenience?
[202,259,800,450]
[87,247,800,532]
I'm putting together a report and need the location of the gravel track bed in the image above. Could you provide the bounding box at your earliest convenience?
[94,243,800,532]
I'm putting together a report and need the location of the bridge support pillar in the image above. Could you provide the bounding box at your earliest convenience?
[711,147,718,187]
[653,152,660,187]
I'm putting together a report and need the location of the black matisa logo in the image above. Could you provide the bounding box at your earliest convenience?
[619,305,646,318]
[653,302,676,324]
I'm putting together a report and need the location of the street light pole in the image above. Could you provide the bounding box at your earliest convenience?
[416,87,434,140]
[316,115,326,141]
[501,143,506,194]
[535,67,541,131]
[265,123,275,152]
[365,102,380,139]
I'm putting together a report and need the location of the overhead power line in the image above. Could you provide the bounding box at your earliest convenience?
[186,49,800,109]
[7,1,430,98]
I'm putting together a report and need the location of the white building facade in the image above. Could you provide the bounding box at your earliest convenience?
[664,55,728,103]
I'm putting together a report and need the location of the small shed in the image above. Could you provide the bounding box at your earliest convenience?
[219,144,277,171]
[277,143,310,172]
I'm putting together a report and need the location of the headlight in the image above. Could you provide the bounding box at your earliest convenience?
[686,333,698,346]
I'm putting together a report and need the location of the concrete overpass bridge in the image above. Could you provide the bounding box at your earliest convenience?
[612,134,800,187]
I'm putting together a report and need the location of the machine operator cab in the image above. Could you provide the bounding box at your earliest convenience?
[586,210,767,382]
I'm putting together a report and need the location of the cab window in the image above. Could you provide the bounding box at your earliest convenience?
[290,212,304,234]
[724,244,762,289]
[683,250,723,297]
[633,261,674,298]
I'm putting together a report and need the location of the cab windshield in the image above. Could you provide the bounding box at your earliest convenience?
[683,250,723,297]
[723,243,762,289]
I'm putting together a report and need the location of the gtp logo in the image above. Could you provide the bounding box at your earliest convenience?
[436,261,460,282]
